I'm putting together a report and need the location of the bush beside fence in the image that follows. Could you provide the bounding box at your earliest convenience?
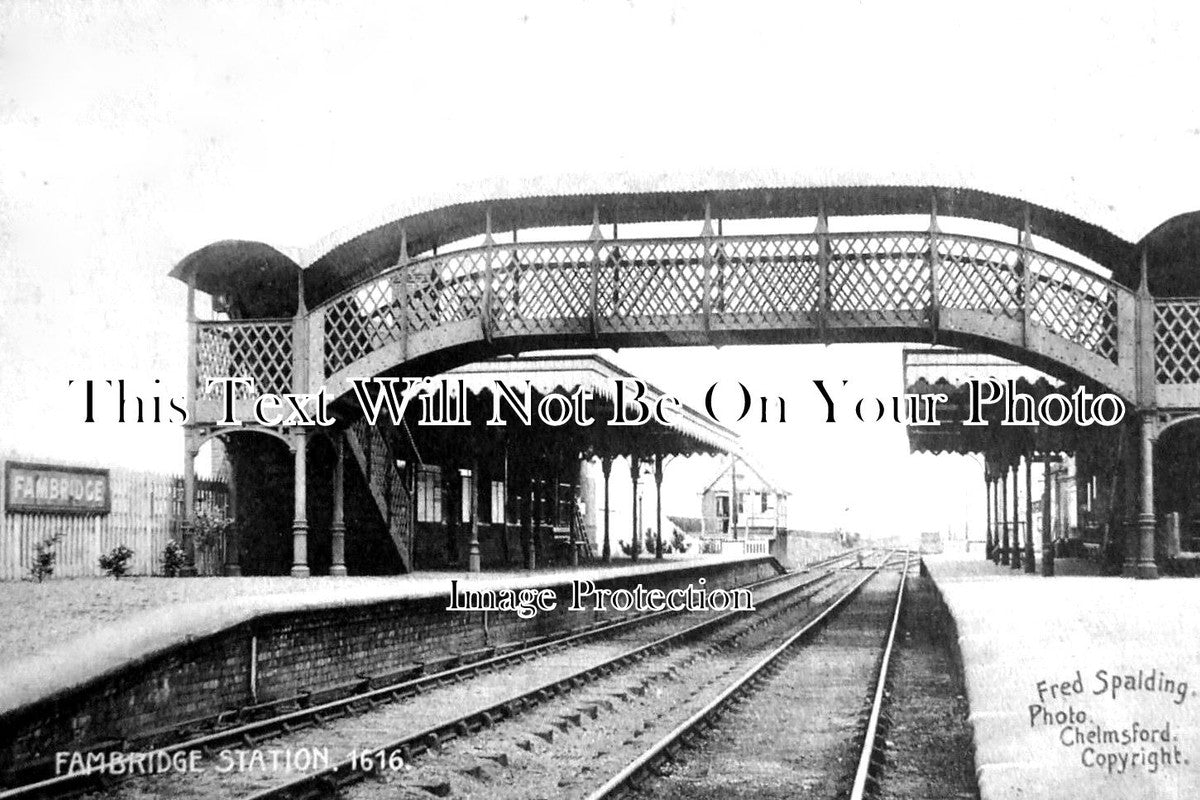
[0,456,227,580]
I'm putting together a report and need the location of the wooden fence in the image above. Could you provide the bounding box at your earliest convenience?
[0,455,228,580]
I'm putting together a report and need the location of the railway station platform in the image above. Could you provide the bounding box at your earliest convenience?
[923,556,1200,800]
[0,553,786,773]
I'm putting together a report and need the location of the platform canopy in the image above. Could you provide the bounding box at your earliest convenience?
[436,354,742,462]
[903,349,1109,470]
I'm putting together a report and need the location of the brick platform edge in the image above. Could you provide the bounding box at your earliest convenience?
[0,557,782,774]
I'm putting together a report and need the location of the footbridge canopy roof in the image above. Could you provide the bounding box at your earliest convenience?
[170,185,1142,309]
[303,185,1137,306]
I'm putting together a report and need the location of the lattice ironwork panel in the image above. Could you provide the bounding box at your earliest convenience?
[1156,301,1200,383]
[606,239,706,321]
[324,277,402,376]
[937,236,1021,316]
[1027,253,1118,361]
[406,251,488,332]
[494,242,592,332]
[196,321,293,398]
[717,236,819,319]
[828,233,930,317]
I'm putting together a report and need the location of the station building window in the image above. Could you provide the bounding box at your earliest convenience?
[490,481,506,524]
[416,465,443,523]
[460,470,474,523]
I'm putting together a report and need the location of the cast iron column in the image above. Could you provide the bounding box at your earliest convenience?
[630,456,640,561]
[329,433,347,576]
[181,434,199,577]
[568,456,579,568]
[467,461,481,573]
[1024,454,1036,573]
[520,467,533,570]
[290,431,310,578]
[527,473,539,570]
[1136,411,1159,579]
[998,466,1009,565]
[223,441,241,576]
[601,456,612,562]
[655,453,664,559]
[1011,461,1022,570]
[985,477,994,560]
[1122,423,1139,577]
[181,273,198,577]
[1042,454,1055,577]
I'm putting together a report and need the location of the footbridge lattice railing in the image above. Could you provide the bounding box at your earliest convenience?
[189,229,1200,411]
[317,231,1123,375]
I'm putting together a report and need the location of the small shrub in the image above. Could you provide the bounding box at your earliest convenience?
[30,533,63,582]
[192,509,237,566]
[672,529,687,553]
[162,539,186,577]
[99,544,134,579]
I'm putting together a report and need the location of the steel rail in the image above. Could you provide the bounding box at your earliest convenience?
[849,551,911,800]
[0,552,860,800]
[582,550,906,800]
[235,555,866,800]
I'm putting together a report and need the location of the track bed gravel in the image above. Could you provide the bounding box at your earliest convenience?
[874,572,978,800]
[96,567,846,800]
[630,569,902,800]
[346,569,871,800]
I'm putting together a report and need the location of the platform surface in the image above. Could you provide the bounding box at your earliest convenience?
[0,553,770,720]
[924,556,1200,800]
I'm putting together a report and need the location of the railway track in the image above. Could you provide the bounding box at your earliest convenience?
[222,551,897,800]
[584,550,912,800]
[1,550,865,800]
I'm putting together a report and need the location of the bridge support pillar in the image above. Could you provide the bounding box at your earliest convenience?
[1041,455,1055,577]
[223,446,242,576]
[329,433,347,577]
[1121,423,1139,577]
[1136,412,1159,580]
[1024,455,1036,573]
[290,431,310,578]
[181,434,199,577]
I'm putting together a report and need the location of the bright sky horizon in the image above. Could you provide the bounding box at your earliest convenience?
[3,1,1199,539]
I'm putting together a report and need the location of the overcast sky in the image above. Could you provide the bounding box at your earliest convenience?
[3,1,1199,537]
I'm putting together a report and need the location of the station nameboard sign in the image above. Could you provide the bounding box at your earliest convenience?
[4,461,111,515]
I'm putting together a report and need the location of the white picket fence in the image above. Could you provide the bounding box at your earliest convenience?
[0,455,227,580]
[718,538,772,556]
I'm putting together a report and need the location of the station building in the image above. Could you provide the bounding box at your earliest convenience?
[194,352,744,576]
